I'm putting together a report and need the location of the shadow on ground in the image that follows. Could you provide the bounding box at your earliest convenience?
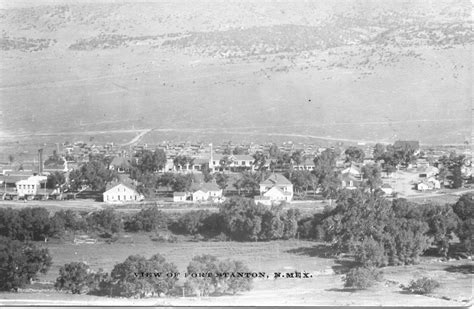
[444,264,473,274]
[285,243,339,258]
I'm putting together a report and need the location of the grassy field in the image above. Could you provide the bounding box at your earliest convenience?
[0,235,472,306]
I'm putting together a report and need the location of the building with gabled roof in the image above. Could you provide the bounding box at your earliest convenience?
[256,173,293,205]
[103,182,143,204]
[191,181,223,203]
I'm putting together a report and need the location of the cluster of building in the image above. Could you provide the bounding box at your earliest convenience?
[0,139,472,205]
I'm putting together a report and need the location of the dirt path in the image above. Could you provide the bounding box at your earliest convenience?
[122,129,153,146]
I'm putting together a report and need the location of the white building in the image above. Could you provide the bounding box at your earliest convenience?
[191,182,223,203]
[103,183,143,203]
[16,176,47,197]
[255,174,293,205]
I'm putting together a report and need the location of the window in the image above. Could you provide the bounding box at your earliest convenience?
[242,161,245,165]
[118,195,120,200]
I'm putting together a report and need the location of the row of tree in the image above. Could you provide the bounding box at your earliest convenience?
[298,192,472,265]
[0,236,253,297]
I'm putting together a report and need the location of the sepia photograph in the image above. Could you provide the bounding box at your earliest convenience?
[0,0,472,306]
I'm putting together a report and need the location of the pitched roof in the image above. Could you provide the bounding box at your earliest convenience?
[263,186,292,197]
[191,182,221,192]
[110,156,131,167]
[261,173,292,186]
[104,182,138,193]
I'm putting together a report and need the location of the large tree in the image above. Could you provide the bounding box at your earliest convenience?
[345,146,365,163]
[362,164,382,193]
[133,149,167,173]
[0,237,52,291]
[69,160,117,191]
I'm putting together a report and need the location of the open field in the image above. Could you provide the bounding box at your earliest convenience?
[0,0,472,149]
[0,235,471,306]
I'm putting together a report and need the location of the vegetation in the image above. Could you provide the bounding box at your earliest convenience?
[185,254,253,296]
[343,267,383,290]
[109,254,178,298]
[402,277,440,295]
[125,207,168,232]
[0,237,52,291]
[69,159,117,191]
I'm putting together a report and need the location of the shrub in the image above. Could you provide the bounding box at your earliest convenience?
[343,267,383,290]
[109,254,178,298]
[0,207,61,241]
[403,277,440,294]
[86,208,123,235]
[352,238,388,267]
[185,254,253,296]
[0,237,52,291]
[125,207,168,232]
[452,194,473,253]
[52,210,87,232]
[55,262,92,294]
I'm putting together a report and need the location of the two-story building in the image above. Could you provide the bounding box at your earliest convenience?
[255,173,293,205]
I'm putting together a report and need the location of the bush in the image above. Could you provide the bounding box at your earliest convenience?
[0,207,61,241]
[86,208,123,235]
[52,210,87,232]
[125,207,168,232]
[352,238,388,267]
[110,254,178,298]
[185,254,253,296]
[0,237,52,291]
[452,194,473,253]
[403,277,440,294]
[343,267,383,290]
[55,262,93,294]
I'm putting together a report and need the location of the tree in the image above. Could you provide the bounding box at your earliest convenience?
[268,144,280,158]
[185,255,253,296]
[219,197,265,241]
[110,254,178,298]
[345,146,365,163]
[171,174,194,192]
[322,191,431,266]
[0,237,52,291]
[252,152,267,171]
[313,149,337,181]
[69,160,117,191]
[373,144,386,161]
[219,155,234,172]
[173,155,194,172]
[125,207,168,232]
[452,194,473,253]
[55,262,93,294]
[215,173,229,192]
[362,164,382,193]
[86,208,123,235]
[201,163,213,183]
[133,149,167,173]
[291,150,304,166]
[46,171,66,190]
[452,166,463,189]
[232,146,246,155]
[185,254,220,296]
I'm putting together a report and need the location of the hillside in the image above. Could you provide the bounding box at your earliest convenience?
[0,0,472,145]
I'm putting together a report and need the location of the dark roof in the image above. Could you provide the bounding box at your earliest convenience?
[191,182,221,192]
[110,156,131,167]
[261,174,292,186]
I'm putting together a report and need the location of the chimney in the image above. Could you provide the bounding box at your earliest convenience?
[38,149,43,175]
